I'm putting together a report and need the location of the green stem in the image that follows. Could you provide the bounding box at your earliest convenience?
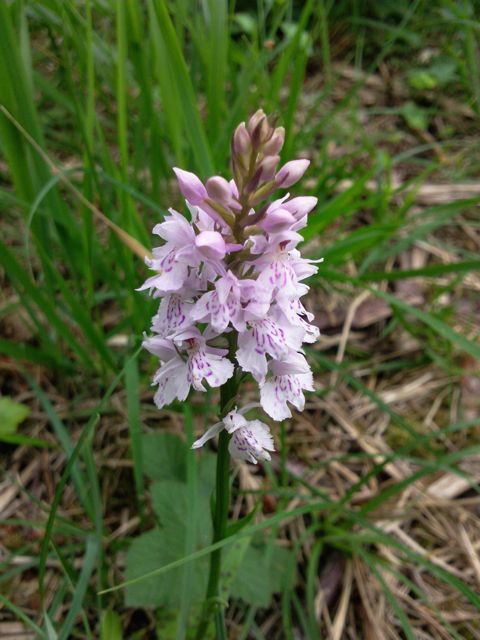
[196,370,238,639]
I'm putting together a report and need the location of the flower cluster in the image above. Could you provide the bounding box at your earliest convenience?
[139,110,321,461]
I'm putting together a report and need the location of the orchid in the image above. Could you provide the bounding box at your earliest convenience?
[139,109,320,461]
[138,109,321,637]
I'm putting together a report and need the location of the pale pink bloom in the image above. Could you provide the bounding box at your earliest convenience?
[192,408,275,464]
[238,279,272,323]
[228,420,274,463]
[174,169,232,229]
[236,318,304,381]
[272,297,320,344]
[263,126,285,155]
[137,210,198,294]
[150,292,193,338]
[259,154,280,181]
[260,355,315,420]
[138,210,232,295]
[173,328,234,391]
[189,203,215,231]
[252,235,313,302]
[144,329,234,408]
[249,229,303,256]
[140,116,320,430]
[233,122,251,155]
[142,337,190,409]
[288,248,323,281]
[191,272,244,333]
[275,159,310,188]
[260,194,317,233]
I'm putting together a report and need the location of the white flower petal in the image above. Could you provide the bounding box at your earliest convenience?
[192,421,223,449]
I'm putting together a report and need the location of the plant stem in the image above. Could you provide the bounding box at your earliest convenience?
[196,369,238,639]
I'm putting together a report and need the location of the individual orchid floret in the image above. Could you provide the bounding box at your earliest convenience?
[174,328,234,391]
[192,408,275,464]
[263,126,285,156]
[173,168,236,229]
[191,271,244,333]
[137,209,198,294]
[144,329,234,409]
[233,122,251,157]
[260,354,315,421]
[236,318,304,382]
[228,419,274,463]
[150,292,193,338]
[272,297,320,344]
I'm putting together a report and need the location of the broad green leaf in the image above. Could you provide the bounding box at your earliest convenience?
[150,479,213,541]
[124,529,209,609]
[0,397,30,436]
[100,610,123,640]
[231,542,294,608]
[141,432,188,482]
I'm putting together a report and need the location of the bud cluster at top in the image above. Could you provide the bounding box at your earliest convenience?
[138,110,321,463]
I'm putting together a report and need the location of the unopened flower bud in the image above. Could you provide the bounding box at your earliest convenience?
[233,122,251,156]
[248,109,266,134]
[173,167,207,204]
[195,230,226,260]
[284,196,318,219]
[260,207,296,233]
[263,127,285,155]
[259,154,280,181]
[206,176,234,204]
[250,115,270,149]
[275,159,310,188]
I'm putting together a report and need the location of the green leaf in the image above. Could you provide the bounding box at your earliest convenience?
[125,459,215,609]
[124,528,209,609]
[231,542,294,608]
[100,610,123,640]
[141,432,188,482]
[150,479,213,541]
[400,101,429,131]
[0,396,30,436]
[407,70,438,91]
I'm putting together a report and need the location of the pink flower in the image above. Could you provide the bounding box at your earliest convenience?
[191,272,244,333]
[143,329,234,409]
[236,318,304,382]
[228,419,274,463]
[206,176,241,211]
[150,292,193,338]
[260,355,314,420]
[174,328,234,391]
[137,210,199,294]
[272,297,320,344]
[192,408,275,464]
[139,111,322,446]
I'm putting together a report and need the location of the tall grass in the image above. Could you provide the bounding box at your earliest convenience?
[1,0,479,637]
